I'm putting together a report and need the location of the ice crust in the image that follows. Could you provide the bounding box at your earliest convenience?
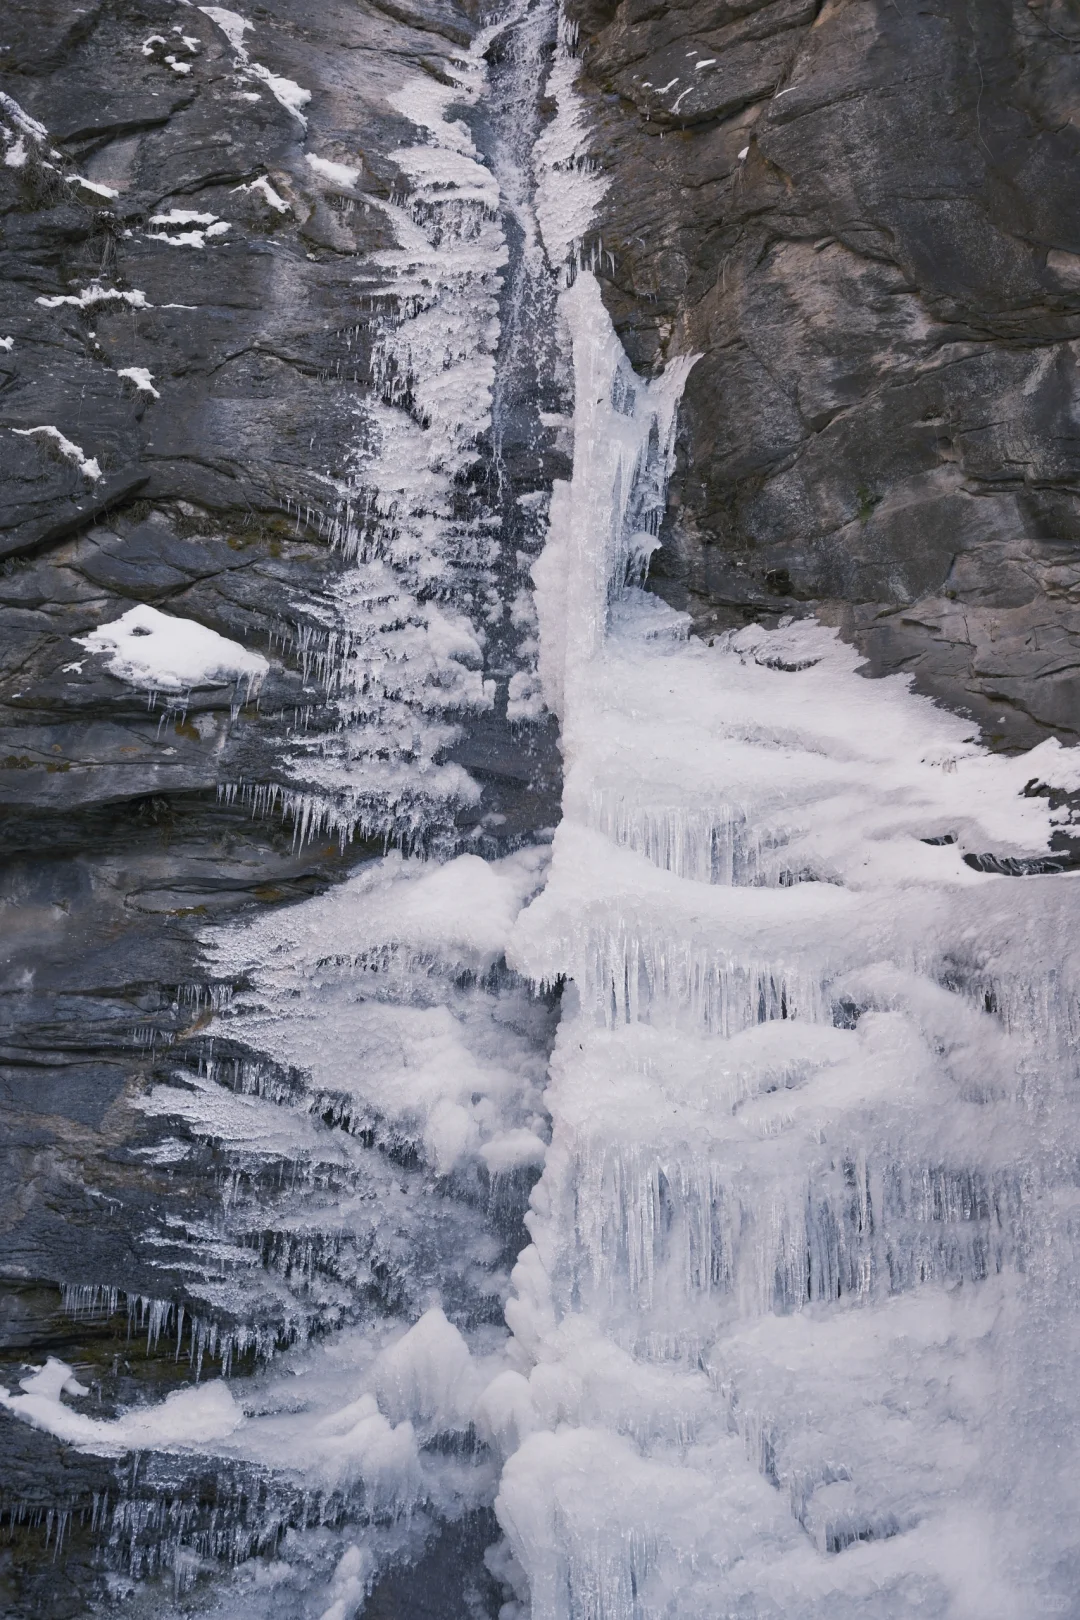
[7,4,1080,1616]
[260,19,529,851]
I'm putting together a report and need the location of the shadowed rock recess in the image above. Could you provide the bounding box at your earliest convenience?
[567,0,1080,749]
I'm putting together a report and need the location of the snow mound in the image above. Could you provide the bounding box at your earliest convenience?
[77,604,268,693]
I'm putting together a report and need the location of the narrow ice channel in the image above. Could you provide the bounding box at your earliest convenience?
[5,5,1080,1617]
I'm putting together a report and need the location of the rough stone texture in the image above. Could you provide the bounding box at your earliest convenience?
[567,0,1080,748]
[0,1,503,1608]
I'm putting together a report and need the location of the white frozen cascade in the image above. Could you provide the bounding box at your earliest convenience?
[499,274,1080,1619]
[259,0,554,850]
[7,4,1080,1617]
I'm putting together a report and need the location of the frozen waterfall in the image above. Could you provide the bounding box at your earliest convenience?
[5,4,1080,1617]
[500,277,1080,1616]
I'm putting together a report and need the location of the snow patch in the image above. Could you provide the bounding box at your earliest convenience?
[198,5,251,58]
[0,90,47,141]
[234,174,290,212]
[148,209,230,248]
[66,174,119,199]
[306,153,360,188]
[36,284,150,310]
[117,366,160,398]
[250,64,311,124]
[76,604,269,693]
[12,425,101,480]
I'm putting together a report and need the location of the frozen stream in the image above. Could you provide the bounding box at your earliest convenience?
[4,5,1080,1617]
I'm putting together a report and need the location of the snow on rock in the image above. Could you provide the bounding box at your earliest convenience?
[76,603,268,693]
[65,174,119,199]
[150,210,219,226]
[198,6,309,123]
[234,174,290,212]
[12,425,101,480]
[198,6,251,58]
[117,366,160,397]
[1,90,46,170]
[0,89,48,141]
[0,1358,242,1455]
[36,283,150,310]
[250,64,311,124]
[306,153,360,188]
[148,209,230,248]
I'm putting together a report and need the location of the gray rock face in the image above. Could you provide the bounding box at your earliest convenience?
[1,1,560,1612]
[9,0,1079,1609]
[566,0,1080,748]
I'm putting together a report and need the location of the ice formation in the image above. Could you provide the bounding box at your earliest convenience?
[7,4,1080,1617]
[249,3,553,852]
[490,28,1080,1615]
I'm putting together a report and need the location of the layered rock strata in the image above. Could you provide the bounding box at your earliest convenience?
[1,2,560,1612]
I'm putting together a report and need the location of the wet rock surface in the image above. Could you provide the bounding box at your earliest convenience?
[0,1,557,1612]
[566,0,1080,748]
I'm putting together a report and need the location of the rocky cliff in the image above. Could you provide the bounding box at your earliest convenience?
[3,0,1080,1614]
[1,2,533,1613]
[566,0,1080,749]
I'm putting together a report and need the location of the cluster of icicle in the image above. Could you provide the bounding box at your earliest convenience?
[7,5,1080,1617]
[3,14,566,1614]
[486,32,1080,1620]
[4,844,557,1613]
[259,14,528,852]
